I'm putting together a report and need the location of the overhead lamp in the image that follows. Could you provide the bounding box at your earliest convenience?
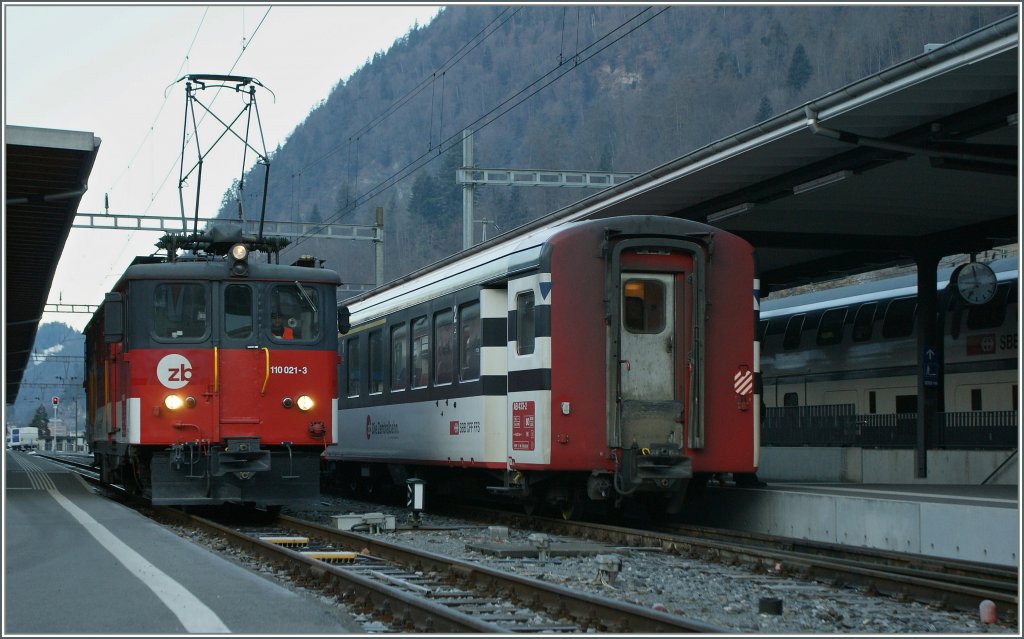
[792,170,854,195]
[708,202,756,224]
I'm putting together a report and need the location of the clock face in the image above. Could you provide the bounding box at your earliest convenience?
[955,262,997,305]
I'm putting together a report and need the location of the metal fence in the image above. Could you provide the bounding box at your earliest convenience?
[762,405,1018,449]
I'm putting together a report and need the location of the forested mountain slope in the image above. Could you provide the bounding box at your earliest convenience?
[214,5,1013,286]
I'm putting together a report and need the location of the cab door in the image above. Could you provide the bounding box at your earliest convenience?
[217,283,263,430]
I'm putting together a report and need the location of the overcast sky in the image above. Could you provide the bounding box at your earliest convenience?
[4,3,442,330]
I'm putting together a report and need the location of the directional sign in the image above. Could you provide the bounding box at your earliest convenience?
[923,347,939,387]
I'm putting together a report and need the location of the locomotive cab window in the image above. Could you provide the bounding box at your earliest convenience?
[223,284,253,339]
[623,279,666,334]
[153,282,208,340]
[270,284,321,341]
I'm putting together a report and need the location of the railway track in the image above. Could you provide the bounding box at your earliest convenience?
[439,503,1018,617]
[153,508,726,633]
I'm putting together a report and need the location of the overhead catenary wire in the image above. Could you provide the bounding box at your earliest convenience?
[145,7,273,216]
[285,6,670,255]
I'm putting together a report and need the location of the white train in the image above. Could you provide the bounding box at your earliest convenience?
[324,216,760,517]
[760,257,1018,429]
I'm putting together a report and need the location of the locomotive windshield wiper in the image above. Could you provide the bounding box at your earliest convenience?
[294,281,318,326]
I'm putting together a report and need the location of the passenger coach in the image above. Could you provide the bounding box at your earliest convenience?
[326,215,759,517]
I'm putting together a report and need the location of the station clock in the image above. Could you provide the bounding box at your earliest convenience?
[951,261,997,305]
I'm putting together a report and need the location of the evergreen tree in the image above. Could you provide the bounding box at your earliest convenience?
[29,405,50,439]
[787,43,813,91]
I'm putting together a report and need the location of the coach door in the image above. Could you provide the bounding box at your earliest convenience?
[617,262,690,452]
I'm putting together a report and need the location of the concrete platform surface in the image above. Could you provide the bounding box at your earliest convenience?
[683,482,1019,567]
[4,451,362,634]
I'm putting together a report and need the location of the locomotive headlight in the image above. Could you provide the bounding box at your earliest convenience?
[296,395,314,411]
[229,243,249,277]
[282,397,294,409]
[164,395,185,410]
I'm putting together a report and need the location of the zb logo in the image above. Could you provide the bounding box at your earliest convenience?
[157,354,193,389]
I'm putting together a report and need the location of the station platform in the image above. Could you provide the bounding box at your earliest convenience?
[3,450,361,634]
[682,481,1019,567]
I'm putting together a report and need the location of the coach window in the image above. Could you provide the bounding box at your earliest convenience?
[434,310,454,386]
[223,284,253,338]
[882,298,916,339]
[783,392,799,407]
[782,314,805,350]
[971,388,983,411]
[368,330,383,395]
[758,320,770,342]
[459,301,481,381]
[623,279,666,333]
[516,292,536,355]
[411,316,430,388]
[390,323,408,391]
[816,308,847,346]
[346,337,361,398]
[153,282,208,339]
[852,303,876,342]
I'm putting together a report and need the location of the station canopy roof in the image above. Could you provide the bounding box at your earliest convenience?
[4,126,101,405]
[552,14,1019,294]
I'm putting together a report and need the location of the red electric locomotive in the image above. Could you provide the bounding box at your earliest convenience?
[327,215,760,517]
[84,226,341,507]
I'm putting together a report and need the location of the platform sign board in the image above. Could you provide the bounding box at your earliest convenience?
[923,347,939,387]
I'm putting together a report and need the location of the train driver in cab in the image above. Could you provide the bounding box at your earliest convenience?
[271,312,295,339]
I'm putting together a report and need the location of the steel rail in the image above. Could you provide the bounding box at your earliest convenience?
[277,513,726,633]
[438,504,1018,615]
[158,508,509,633]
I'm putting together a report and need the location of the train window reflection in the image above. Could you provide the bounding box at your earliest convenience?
[852,303,876,342]
[782,314,805,350]
[411,316,429,388]
[882,297,916,338]
[270,284,320,341]
[434,310,454,386]
[223,284,252,339]
[623,279,666,334]
[369,330,383,395]
[390,323,408,391]
[816,308,847,346]
[153,283,207,339]
[460,302,481,382]
[346,337,361,398]
[516,292,536,355]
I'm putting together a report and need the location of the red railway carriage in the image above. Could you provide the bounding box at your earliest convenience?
[84,229,341,507]
[327,215,758,517]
